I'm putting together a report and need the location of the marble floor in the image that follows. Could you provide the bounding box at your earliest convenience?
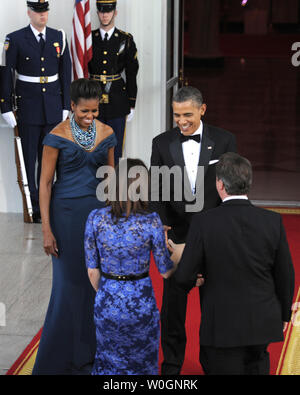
[0,213,51,375]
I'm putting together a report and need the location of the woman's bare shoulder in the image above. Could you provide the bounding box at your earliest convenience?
[104,124,114,137]
[50,120,70,138]
[95,120,114,137]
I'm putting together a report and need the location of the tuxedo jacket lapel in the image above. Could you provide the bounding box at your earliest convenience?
[169,127,185,169]
[168,125,218,198]
[198,123,215,176]
[169,126,214,170]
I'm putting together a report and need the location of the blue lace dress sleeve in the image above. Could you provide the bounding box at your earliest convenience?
[150,212,174,274]
[84,209,101,269]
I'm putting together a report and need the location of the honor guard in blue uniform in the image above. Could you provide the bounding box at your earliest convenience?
[0,0,71,222]
[89,0,139,164]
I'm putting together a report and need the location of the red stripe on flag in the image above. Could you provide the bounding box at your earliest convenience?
[71,0,92,80]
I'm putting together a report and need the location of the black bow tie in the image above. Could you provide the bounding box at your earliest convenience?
[180,134,201,143]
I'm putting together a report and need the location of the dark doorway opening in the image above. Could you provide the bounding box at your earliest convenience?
[183,0,300,204]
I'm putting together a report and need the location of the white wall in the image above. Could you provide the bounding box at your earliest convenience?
[0,0,167,213]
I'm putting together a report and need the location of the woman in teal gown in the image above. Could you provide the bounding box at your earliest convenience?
[32,79,117,375]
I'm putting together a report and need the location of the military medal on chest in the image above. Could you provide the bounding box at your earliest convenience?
[4,37,10,51]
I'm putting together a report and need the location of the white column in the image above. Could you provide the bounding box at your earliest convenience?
[118,0,167,166]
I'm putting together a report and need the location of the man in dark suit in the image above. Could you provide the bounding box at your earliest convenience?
[173,152,295,375]
[89,0,139,165]
[0,0,71,222]
[150,86,237,374]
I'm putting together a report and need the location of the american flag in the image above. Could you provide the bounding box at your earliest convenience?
[71,0,92,80]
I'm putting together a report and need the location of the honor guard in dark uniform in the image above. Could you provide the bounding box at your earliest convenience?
[89,0,139,164]
[0,0,71,222]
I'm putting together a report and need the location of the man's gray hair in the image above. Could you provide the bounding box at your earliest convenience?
[216,152,252,195]
[173,86,203,107]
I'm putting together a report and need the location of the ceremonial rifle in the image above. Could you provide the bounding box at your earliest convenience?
[13,121,33,223]
[10,68,33,223]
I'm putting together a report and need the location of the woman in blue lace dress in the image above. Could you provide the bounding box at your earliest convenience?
[32,79,117,375]
[84,159,177,375]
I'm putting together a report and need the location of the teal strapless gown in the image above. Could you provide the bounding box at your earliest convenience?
[32,133,117,375]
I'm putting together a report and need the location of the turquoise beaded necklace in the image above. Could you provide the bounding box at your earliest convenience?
[70,113,96,151]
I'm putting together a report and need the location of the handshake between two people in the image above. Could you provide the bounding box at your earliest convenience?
[163,225,204,288]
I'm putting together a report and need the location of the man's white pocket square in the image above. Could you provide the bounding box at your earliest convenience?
[209,160,219,165]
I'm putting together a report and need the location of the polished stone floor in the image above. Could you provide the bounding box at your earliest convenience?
[0,213,51,375]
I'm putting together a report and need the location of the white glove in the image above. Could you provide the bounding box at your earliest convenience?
[2,111,17,128]
[62,110,69,121]
[168,239,185,265]
[127,108,135,123]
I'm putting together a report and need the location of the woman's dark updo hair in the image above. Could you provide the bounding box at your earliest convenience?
[70,78,102,104]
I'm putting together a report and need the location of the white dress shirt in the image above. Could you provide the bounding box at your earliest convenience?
[223,196,248,202]
[181,122,203,194]
[100,27,115,41]
[30,24,46,42]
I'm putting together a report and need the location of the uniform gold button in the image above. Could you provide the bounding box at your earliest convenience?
[42,88,46,92]
[103,60,107,64]
[41,57,45,61]
[41,67,45,72]
[1,99,4,102]
[103,70,107,74]
[103,51,107,55]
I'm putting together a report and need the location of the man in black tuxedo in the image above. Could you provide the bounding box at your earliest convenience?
[150,86,237,374]
[173,152,295,375]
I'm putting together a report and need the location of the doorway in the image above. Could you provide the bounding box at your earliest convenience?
[165,0,184,131]
[183,0,300,204]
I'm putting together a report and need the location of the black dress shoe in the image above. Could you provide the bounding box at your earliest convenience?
[32,213,42,223]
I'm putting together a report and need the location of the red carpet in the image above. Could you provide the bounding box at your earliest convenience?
[150,212,300,375]
[6,328,42,375]
[6,212,300,375]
